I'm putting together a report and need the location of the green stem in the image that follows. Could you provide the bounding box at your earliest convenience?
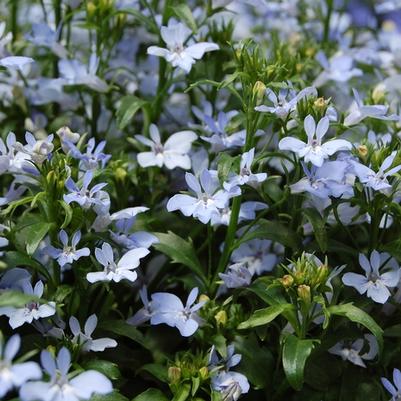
[323,0,333,45]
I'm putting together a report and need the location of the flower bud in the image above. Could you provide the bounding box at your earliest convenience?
[280,274,294,288]
[168,366,181,384]
[214,310,227,326]
[115,167,127,182]
[358,145,368,158]
[253,81,266,104]
[297,284,311,304]
[199,366,209,380]
[372,83,386,104]
[199,294,210,303]
[86,1,96,18]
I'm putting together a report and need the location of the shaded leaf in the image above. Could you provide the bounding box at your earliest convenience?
[238,303,294,329]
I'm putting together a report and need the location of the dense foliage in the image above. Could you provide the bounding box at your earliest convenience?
[2,1,401,400]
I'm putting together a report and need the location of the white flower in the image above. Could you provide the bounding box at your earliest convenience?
[0,334,42,398]
[344,89,399,126]
[0,281,56,329]
[20,347,112,401]
[69,314,117,352]
[86,242,149,283]
[147,20,219,73]
[135,124,197,169]
[279,115,352,167]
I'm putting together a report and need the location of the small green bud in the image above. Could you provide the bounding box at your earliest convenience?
[297,284,311,304]
[199,366,209,380]
[168,366,181,384]
[280,274,294,288]
[214,310,227,326]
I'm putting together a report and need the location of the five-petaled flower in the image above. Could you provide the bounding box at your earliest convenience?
[147,20,219,73]
[279,114,352,167]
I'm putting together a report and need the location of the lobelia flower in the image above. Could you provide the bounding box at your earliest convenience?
[0,56,34,73]
[344,89,399,126]
[127,286,153,326]
[255,85,317,120]
[0,268,31,291]
[15,132,54,165]
[59,54,108,92]
[63,170,108,209]
[110,208,158,250]
[342,250,401,304]
[0,281,56,329]
[167,169,240,224]
[0,132,32,174]
[0,334,42,397]
[279,115,352,167]
[211,201,267,226]
[56,126,80,154]
[328,334,378,367]
[65,137,111,170]
[351,151,401,192]
[382,368,401,401]
[26,23,67,58]
[209,344,250,401]
[313,51,362,87]
[86,242,149,283]
[200,111,246,152]
[69,314,117,352]
[150,287,206,337]
[19,347,112,401]
[224,148,267,189]
[219,263,253,289]
[290,160,355,199]
[147,20,219,73]
[45,230,90,268]
[135,124,197,169]
[0,181,26,206]
[231,239,279,276]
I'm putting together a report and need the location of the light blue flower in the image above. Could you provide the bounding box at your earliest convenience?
[328,334,378,368]
[224,148,267,189]
[45,230,90,268]
[167,169,240,224]
[64,137,111,170]
[135,124,197,170]
[150,287,206,337]
[127,286,153,326]
[26,24,67,58]
[342,250,400,304]
[0,56,34,73]
[344,88,399,126]
[279,115,352,167]
[87,242,149,283]
[63,170,107,209]
[0,334,42,398]
[351,151,401,192]
[255,85,317,120]
[382,368,401,401]
[314,52,362,87]
[19,347,112,401]
[219,263,252,289]
[0,280,56,329]
[69,314,117,352]
[59,54,108,92]
[147,20,219,73]
[0,180,26,206]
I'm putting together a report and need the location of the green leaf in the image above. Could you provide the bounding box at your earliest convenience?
[327,303,383,353]
[98,320,151,350]
[153,231,207,287]
[282,334,317,390]
[171,4,197,32]
[83,360,121,380]
[24,222,52,255]
[303,208,327,252]
[116,95,147,129]
[140,363,169,383]
[58,200,73,229]
[0,290,41,307]
[172,383,191,401]
[5,251,52,281]
[238,304,294,329]
[91,391,129,401]
[132,389,169,401]
[233,219,300,250]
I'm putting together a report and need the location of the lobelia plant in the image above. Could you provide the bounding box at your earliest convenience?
[2,1,401,401]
